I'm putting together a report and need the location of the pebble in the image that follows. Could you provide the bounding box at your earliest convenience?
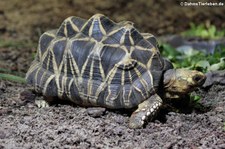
[87,107,106,118]
[0,131,6,139]
[19,90,36,102]
[0,81,6,92]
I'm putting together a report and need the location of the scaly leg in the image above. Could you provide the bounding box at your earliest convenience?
[129,94,163,129]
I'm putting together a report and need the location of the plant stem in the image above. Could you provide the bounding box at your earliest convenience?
[0,73,26,84]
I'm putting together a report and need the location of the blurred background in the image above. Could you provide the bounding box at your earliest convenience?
[0,0,224,40]
[0,0,224,79]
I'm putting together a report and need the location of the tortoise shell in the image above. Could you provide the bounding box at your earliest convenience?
[26,14,173,109]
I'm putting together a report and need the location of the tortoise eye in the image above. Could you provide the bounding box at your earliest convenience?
[116,59,137,70]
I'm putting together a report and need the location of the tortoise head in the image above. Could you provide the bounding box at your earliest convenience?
[163,69,206,99]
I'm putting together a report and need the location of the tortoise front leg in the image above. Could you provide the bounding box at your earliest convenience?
[35,96,55,108]
[129,94,162,129]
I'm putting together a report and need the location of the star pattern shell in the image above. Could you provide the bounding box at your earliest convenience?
[26,14,172,109]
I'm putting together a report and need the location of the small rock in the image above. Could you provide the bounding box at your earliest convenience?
[0,108,12,116]
[114,115,125,124]
[113,127,124,136]
[203,70,225,88]
[214,106,223,112]
[19,90,36,102]
[0,81,6,92]
[167,112,176,116]
[0,131,6,139]
[87,107,106,118]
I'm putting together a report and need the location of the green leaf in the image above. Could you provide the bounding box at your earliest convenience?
[195,60,210,70]
[177,46,199,57]
[0,73,26,84]
[208,57,225,71]
[190,94,202,102]
[208,25,216,38]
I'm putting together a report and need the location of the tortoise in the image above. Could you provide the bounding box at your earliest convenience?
[26,14,206,129]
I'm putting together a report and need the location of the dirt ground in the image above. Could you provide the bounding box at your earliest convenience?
[0,81,225,148]
[0,0,225,148]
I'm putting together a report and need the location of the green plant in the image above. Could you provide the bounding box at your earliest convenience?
[159,44,225,73]
[181,23,225,40]
[190,94,201,103]
[0,73,26,84]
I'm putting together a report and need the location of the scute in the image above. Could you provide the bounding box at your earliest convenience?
[130,28,144,45]
[100,45,126,75]
[70,39,95,72]
[26,14,173,109]
[44,77,58,96]
[142,33,158,47]
[80,18,93,36]
[39,32,55,56]
[100,16,116,33]
[57,16,86,37]
[42,51,53,71]
[91,18,105,41]
[71,17,86,31]
[68,80,83,104]
[131,49,152,65]
[150,53,164,71]
[53,39,66,67]
[123,32,132,45]
[106,28,124,44]
[117,59,137,70]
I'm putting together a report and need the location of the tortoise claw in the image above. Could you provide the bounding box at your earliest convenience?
[129,94,162,129]
[129,110,146,129]
[35,99,49,108]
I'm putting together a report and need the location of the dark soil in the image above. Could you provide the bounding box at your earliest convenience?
[0,0,225,40]
[0,0,225,148]
[0,81,225,148]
